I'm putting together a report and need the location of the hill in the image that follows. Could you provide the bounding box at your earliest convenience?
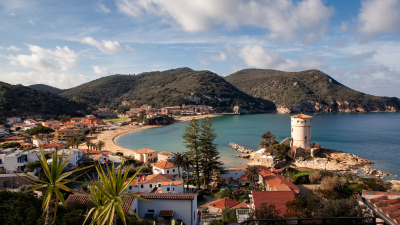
[225,69,400,113]
[0,83,88,119]
[61,68,275,113]
[28,84,66,94]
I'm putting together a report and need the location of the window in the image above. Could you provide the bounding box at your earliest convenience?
[167,170,169,174]
[173,187,175,191]
[129,186,132,190]
[158,184,161,188]
[167,187,170,191]
[149,184,152,188]
[173,169,175,172]
[140,185,143,188]
[148,210,154,213]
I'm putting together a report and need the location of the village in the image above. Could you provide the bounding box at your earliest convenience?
[0,108,400,225]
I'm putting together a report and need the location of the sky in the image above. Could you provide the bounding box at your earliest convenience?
[1,0,400,98]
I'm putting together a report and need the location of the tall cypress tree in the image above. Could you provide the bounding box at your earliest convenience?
[200,117,223,189]
[182,118,201,189]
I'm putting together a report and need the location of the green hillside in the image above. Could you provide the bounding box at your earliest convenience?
[61,68,275,113]
[225,69,400,112]
[0,83,88,119]
[28,84,66,94]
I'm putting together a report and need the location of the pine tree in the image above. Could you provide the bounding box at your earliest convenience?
[200,117,223,189]
[182,118,201,189]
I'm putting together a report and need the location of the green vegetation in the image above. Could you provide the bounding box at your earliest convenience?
[259,131,290,161]
[103,118,130,123]
[26,126,54,140]
[28,84,66,95]
[1,142,21,148]
[226,68,400,112]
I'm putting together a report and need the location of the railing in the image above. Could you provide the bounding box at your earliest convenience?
[239,217,383,225]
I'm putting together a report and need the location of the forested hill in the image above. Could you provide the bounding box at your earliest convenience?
[28,84,66,94]
[225,69,400,112]
[0,83,88,118]
[60,68,275,113]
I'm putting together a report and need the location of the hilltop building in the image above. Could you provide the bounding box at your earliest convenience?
[290,114,313,150]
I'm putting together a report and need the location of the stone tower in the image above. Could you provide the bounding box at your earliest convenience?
[291,114,313,150]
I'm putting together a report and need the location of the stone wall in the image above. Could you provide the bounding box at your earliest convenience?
[0,174,35,189]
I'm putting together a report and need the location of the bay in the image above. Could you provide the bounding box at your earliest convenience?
[115,113,400,178]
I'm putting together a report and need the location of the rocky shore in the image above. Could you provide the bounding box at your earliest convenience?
[228,142,254,158]
[361,166,391,177]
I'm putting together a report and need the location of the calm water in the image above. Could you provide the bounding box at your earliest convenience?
[115,113,400,178]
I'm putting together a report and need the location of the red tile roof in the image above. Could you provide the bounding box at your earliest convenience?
[153,160,176,169]
[159,210,174,217]
[238,175,248,181]
[362,191,400,224]
[130,174,174,186]
[94,153,109,160]
[140,193,197,200]
[65,194,135,213]
[4,136,26,140]
[276,174,300,194]
[252,191,295,216]
[290,114,313,119]
[231,202,249,209]
[82,149,100,154]
[209,198,242,209]
[134,148,158,154]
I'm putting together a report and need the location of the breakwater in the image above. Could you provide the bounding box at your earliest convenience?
[228,142,254,154]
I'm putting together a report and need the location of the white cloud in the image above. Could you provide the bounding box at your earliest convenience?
[0,46,4,49]
[28,18,35,25]
[125,45,134,53]
[95,2,111,14]
[348,51,377,62]
[0,71,91,89]
[82,37,123,54]
[116,0,333,42]
[10,13,15,16]
[199,59,209,66]
[211,52,227,62]
[92,65,110,75]
[7,45,21,51]
[7,44,79,71]
[237,45,326,71]
[358,0,400,35]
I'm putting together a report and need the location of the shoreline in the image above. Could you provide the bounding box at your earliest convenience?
[80,114,222,155]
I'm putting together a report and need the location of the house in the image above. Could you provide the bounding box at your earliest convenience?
[3,136,29,143]
[153,160,182,177]
[20,143,33,150]
[24,119,37,125]
[360,191,400,225]
[83,115,104,127]
[94,153,109,163]
[66,193,200,225]
[40,142,66,151]
[158,151,175,162]
[0,148,45,173]
[258,166,300,194]
[70,117,85,123]
[47,149,83,169]
[253,149,276,167]
[54,127,84,141]
[132,148,158,163]
[250,191,295,217]
[221,168,246,181]
[6,117,21,125]
[208,198,249,214]
[126,174,184,193]
[92,108,117,118]
[32,138,46,147]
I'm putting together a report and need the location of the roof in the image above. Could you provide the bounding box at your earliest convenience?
[140,193,197,200]
[209,198,242,209]
[362,191,400,224]
[290,114,313,119]
[158,151,173,157]
[276,174,300,194]
[252,191,295,216]
[159,210,174,217]
[259,167,299,193]
[82,149,100,154]
[231,202,249,209]
[4,136,26,140]
[41,143,65,148]
[153,160,176,169]
[134,148,158,154]
[94,153,109,160]
[238,175,248,182]
[65,194,135,213]
[130,174,174,186]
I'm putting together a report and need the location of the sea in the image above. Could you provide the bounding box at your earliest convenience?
[115,113,400,179]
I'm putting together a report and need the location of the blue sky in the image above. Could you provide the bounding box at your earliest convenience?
[1,0,400,98]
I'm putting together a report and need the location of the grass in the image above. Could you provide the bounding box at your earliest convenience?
[290,170,312,180]
[103,118,130,123]
[212,189,224,198]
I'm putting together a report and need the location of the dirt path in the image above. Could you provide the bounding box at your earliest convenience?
[198,195,220,208]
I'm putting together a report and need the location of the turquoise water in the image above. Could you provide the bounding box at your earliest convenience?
[115,113,400,178]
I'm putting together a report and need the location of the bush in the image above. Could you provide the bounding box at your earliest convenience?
[320,176,346,191]
[26,161,41,172]
[197,190,204,199]
[317,198,370,220]
[18,184,34,192]
[293,174,310,184]
[309,171,322,184]
[359,177,387,191]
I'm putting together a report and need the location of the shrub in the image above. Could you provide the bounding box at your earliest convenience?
[320,176,346,191]
[197,190,204,199]
[309,171,322,184]
[18,184,34,192]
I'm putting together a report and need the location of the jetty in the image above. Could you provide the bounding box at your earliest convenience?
[228,142,254,154]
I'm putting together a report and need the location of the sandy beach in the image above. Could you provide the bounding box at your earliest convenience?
[80,114,222,155]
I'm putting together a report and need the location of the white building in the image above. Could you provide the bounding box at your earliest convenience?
[126,174,184,193]
[94,153,109,163]
[153,160,182,177]
[158,151,175,162]
[0,148,45,173]
[291,114,313,150]
[221,168,246,181]
[66,193,200,225]
[6,117,21,125]
[47,149,83,169]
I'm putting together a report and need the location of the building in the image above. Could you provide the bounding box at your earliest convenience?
[250,191,295,217]
[221,168,246,181]
[40,142,66,151]
[54,127,84,141]
[208,198,249,214]
[83,115,104,127]
[291,114,313,150]
[126,174,184,193]
[153,160,182,177]
[3,136,29,143]
[66,193,200,225]
[0,148,44,173]
[94,153,109,163]
[258,166,300,194]
[253,149,276,167]
[6,117,22,125]
[158,151,175,162]
[360,191,400,224]
[92,108,117,118]
[47,149,83,169]
[132,148,158,163]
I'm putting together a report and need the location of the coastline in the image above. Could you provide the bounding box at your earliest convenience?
[80,114,222,155]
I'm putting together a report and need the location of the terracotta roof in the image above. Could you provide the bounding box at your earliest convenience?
[4,136,26,140]
[276,174,300,194]
[362,191,400,224]
[140,193,197,200]
[158,151,173,157]
[252,191,295,216]
[82,149,100,154]
[159,210,174,217]
[66,194,135,213]
[153,160,176,169]
[41,143,65,148]
[259,167,298,193]
[134,148,158,154]
[226,168,246,170]
[130,174,173,186]
[238,175,248,182]
[291,114,313,119]
[209,198,242,209]
[231,202,249,209]
[94,153,109,160]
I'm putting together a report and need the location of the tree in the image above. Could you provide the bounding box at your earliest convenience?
[26,161,42,172]
[199,117,223,189]
[17,149,92,225]
[182,118,201,189]
[286,191,322,218]
[84,164,152,225]
[260,131,275,149]
[26,126,54,141]
[221,208,238,224]
[248,202,282,224]
[85,140,92,149]
[245,165,260,190]
[172,152,185,178]
[182,154,192,191]
[316,198,370,223]
[97,140,105,151]
[15,127,21,131]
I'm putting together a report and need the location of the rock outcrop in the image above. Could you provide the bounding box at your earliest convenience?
[361,166,390,177]
[229,142,254,154]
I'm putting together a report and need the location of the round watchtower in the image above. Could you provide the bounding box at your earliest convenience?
[290,114,313,150]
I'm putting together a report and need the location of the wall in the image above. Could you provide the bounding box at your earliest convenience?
[221,169,245,180]
[291,118,312,150]
[0,173,36,188]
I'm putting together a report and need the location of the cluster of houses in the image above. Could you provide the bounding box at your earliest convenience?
[125,104,214,117]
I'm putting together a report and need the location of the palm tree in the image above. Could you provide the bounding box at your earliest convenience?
[84,164,152,225]
[85,140,92,150]
[182,154,192,191]
[97,140,105,151]
[246,165,261,190]
[172,152,185,178]
[17,149,92,225]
